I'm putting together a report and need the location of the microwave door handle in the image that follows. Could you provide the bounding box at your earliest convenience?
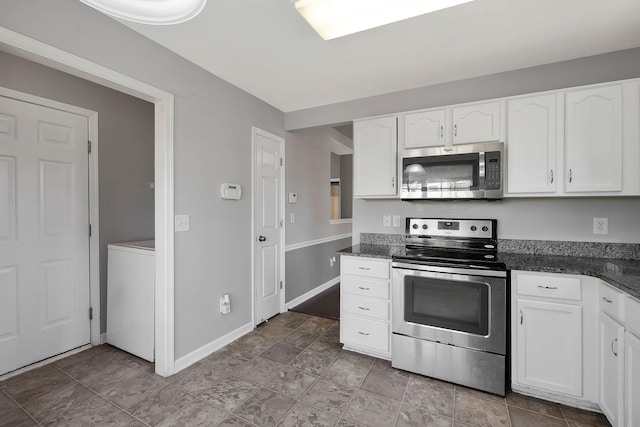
[478,152,486,188]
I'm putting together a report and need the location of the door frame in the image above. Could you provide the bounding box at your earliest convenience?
[251,127,285,326]
[0,27,176,376]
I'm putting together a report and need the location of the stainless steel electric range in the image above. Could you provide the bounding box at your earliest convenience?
[391,217,508,396]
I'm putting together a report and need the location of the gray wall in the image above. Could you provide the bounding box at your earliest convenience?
[340,154,353,219]
[0,0,284,360]
[0,50,154,334]
[285,237,351,303]
[330,153,340,179]
[352,198,640,245]
[285,47,640,131]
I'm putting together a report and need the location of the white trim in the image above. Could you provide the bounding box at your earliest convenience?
[100,333,107,344]
[285,276,340,310]
[285,233,352,252]
[173,321,253,373]
[0,86,101,350]
[0,26,176,377]
[251,127,286,326]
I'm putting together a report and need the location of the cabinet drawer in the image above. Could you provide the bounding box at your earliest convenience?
[341,315,389,353]
[342,295,389,321]
[625,296,640,337]
[600,283,625,321]
[342,257,389,279]
[342,276,390,300]
[516,273,581,301]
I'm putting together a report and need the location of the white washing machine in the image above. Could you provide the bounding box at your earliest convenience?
[107,240,155,361]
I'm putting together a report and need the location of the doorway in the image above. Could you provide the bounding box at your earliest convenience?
[0,27,176,376]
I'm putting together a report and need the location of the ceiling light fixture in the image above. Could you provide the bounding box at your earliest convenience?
[294,0,474,40]
[78,0,207,25]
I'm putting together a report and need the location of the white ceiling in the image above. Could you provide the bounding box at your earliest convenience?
[120,0,640,113]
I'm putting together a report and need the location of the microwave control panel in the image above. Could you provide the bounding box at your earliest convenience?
[485,151,501,190]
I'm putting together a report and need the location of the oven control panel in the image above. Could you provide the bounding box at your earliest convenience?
[407,218,495,239]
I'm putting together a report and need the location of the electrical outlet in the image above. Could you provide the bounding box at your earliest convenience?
[593,217,608,235]
[329,256,336,267]
[383,215,391,227]
[175,214,190,232]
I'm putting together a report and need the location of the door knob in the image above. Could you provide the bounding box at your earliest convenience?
[258,235,266,242]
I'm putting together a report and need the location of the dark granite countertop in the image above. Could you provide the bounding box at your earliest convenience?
[338,244,640,300]
[500,252,640,300]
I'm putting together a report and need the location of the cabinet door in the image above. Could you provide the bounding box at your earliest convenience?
[452,102,501,145]
[516,299,582,396]
[506,95,557,194]
[565,85,622,192]
[625,332,640,427]
[353,116,397,197]
[403,109,448,149]
[600,312,625,427]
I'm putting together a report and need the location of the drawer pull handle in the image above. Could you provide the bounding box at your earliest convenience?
[612,338,618,357]
[520,310,523,325]
[537,285,558,290]
[358,331,370,336]
[358,306,370,311]
[358,267,371,271]
[602,297,613,303]
[358,286,371,291]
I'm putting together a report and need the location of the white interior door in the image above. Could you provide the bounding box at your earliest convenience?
[0,95,90,375]
[253,128,283,324]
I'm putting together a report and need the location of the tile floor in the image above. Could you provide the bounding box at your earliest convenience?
[0,311,611,427]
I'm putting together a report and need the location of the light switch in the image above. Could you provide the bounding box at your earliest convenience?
[392,215,401,227]
[290,212,296,224]
[175,214,190,232]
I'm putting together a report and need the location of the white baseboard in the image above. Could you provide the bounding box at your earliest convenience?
[285,276,339,310]
[173,321,254,374]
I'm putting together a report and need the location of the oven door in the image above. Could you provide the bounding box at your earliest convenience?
[392,264,506,355]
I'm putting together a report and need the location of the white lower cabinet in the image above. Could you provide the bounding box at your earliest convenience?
[340,256,391,359]
[516,299,582,396]
[625,331,640,427]
[511,271,599,408]
[600,311,625,427]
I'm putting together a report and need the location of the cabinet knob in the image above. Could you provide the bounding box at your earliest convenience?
[602,297,613,303]
[440,125,444,139]
[569,169,573,183]
[520,310,523,325]
[454,124,458,137]
[358,306,370,311]
[550,170,554,184]
[612,338,618,357]
[358,331,370,336]
[358,286,371,290]
[537,285,558,290]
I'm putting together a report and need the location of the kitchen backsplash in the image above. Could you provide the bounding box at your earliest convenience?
[360,233,640,260]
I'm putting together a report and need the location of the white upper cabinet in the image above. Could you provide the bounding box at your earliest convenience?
[452,101,502,145]
[565,85,623,192]
[507,94,558,194]
[353,115,398,198]
[403,108,448,149]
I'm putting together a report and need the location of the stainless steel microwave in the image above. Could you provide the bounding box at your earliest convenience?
[401,141,503,200]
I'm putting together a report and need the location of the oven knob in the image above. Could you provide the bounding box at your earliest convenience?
[482,226,489,232]
[422,224,428,230]
[470,226,477,231]
[412,224,419,229]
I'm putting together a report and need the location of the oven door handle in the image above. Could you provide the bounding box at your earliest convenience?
[392,262,507,278]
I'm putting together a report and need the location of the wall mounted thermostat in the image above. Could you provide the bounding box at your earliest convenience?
[288,192,298,204]
[221,183,242,200]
